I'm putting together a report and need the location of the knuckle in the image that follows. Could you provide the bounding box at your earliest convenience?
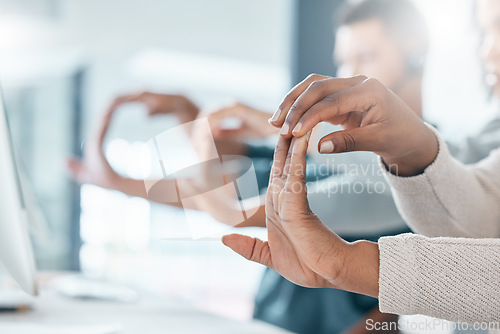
[248,238,258,261]
[268,181,280,193]
[342,132,357,152]
[363,77,381,89]
[305,73,326,84]
[363,78,387,102]
[306,73,319,81]
[292,164,307,178]
[289,101,303,115]
[324,93,341,106]
[280,92,295,108]
[309,80,324,92]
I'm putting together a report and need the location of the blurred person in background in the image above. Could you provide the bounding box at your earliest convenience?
[68,0,435,333]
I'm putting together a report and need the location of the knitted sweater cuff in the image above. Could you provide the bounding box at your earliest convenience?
[380,123,449,194]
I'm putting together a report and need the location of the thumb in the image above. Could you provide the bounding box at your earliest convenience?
[317,125,380,154]
[222,234,273,268]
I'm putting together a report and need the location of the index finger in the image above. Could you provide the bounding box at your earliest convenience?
[270,136,292,182]
[279,75,367,137]
[269,74,329,126]
[106,92,146,114]
[288,77,381,138]
[266,136,291,218]
[284,133,310,210]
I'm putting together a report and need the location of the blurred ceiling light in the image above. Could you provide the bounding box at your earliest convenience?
[0,15,58,53]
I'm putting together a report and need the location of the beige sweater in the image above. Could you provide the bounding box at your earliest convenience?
[378,125,500,323]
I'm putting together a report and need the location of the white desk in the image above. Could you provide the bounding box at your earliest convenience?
[0,288,290,334]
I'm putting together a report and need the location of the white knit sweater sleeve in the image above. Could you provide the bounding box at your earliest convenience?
[377,125,500,322]
[382,124,500,238]
[378,233,500,323]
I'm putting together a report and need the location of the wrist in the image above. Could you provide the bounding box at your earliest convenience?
[382,125,439,177]
[336,240,380,298]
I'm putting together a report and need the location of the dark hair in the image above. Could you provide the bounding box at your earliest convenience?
[339,0,429,72]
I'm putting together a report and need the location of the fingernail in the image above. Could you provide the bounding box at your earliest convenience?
[280,123,290,135]
[292,122,302,134]
[270,109,282,123]
[319,141,334,154]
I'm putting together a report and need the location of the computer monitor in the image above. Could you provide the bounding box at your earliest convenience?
[0,87,38,296]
